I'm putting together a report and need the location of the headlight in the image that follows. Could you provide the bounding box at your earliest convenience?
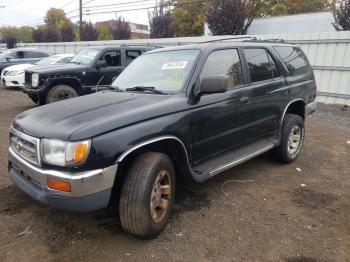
[32,73,39,87]
[8,70,24,76]
[41,139,91,167]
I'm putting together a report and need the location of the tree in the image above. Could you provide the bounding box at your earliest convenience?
[98,25,113,40]
[45,27,60,42]
[16,26,33,43]
[45,8,66,28]
[257,0,330,17]
[0,27,17,48]
[80,21,98,41]
[149,2,174,38]
[32,26,47,42]
[171,0,205,36]
[112,17,131,40]
[59,19,76,42]
[206,0,261,35]
[333,0,350,31]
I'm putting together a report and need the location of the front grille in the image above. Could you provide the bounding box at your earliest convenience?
[24,72,32,86]
[10,128,40,166]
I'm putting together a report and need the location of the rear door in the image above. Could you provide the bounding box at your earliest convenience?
[190,48,254,163]
[242,47,285,140]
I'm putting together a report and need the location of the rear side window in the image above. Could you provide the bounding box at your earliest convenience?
[274,46,309,76]
[200,49,243,89]
[244,48,280,83]
[126,50,142,65]
[24,51,49,58]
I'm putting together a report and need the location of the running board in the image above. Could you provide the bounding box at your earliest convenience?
[193,138,275,178]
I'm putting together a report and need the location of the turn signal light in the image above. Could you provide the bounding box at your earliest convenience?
[47,178,71,192]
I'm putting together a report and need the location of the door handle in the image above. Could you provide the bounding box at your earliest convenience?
[240,96,249,104]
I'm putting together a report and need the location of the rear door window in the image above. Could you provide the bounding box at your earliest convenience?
[243,48,281,83]
[126,50,142,65]
[200,49,243,90]
[274,46,310,76]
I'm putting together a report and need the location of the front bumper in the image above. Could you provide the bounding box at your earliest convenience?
[2,74,24,88]
[22,85,42,94]
[8,148,118,212]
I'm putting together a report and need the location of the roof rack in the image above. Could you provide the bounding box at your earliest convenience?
[201,36,258,43]
[201,36,287,44]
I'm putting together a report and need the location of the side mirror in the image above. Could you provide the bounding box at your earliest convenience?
[96,60,107,69]
[196,77,228,96]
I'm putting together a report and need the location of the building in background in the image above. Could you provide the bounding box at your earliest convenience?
[204,12,336,36]
[96,20,150,39]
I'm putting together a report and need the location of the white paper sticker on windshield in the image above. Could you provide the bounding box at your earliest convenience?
[162,61,188,70]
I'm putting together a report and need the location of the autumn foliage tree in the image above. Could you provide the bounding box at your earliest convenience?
[171,0,205,36]
[149,2,173,38]
[80,21,99,41]
[112,17,131,40]
[0,27,17,48]
[333,0,350,31]
[206,0,261,35]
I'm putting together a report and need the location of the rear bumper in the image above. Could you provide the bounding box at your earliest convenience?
[8,148,118,212]
[306,101,317,116]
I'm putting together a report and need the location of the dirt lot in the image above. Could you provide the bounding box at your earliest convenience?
[0,87,349,262]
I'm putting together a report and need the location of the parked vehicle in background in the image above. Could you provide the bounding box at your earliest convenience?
[8,40,317,238]
[1,54,74,88]
[22,45,155,104]
[0,48,50,75]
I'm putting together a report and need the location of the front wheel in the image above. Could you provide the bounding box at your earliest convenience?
[119,152,175,238]
[46,85,78,104]
[272,114,305,163]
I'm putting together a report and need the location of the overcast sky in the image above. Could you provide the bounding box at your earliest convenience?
[0,0,155,27]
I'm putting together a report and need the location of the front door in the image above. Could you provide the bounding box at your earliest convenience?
[190,48,254,164]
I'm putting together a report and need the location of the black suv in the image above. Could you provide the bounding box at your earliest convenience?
[0,48,50,75]
[8,40,317,238]
[23,45,154,104]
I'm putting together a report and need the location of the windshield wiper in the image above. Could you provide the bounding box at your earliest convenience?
[125,86,166,94]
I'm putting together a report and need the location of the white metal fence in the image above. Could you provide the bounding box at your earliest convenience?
[17,31,350,105]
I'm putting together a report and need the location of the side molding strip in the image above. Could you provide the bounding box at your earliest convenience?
[117,136,190,163]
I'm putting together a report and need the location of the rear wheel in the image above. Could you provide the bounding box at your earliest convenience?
[46,85,78,104]
[119,152,175,238]
[272,113,305,163]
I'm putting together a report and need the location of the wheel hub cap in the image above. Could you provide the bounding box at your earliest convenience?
[288,125,301,155]
[150,170,171,223]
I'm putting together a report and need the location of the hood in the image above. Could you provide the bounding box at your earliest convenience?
[3,64,33,72]
[26,63,88,75]
[13,91,187,141]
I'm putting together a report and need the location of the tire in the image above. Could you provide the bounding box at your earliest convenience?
[272,113,305,163]
[119,152,176,238]
[45,85,78,104]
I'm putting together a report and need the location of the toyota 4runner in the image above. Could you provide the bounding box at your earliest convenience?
[8,40,317,238]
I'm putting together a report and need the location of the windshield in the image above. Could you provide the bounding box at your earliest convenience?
[112,49,200,93]
[0,49,13,61]
[70,48,99,65]
[35,55,61,66]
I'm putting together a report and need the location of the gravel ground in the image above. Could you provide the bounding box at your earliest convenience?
[0,87,349,262]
